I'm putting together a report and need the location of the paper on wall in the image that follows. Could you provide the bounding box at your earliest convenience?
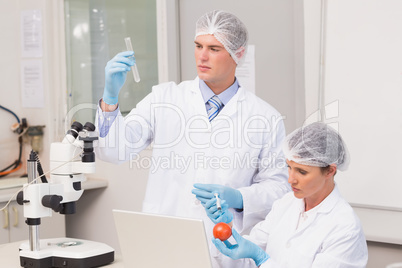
[21,10,43,58]
[21,59,44,108]
[235,45,255,94]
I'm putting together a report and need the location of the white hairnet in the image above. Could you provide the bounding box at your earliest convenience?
[283,122,350,171]
[195,10,248,65]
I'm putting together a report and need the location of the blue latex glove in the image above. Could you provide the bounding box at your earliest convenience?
[102,51,135,105]
[204,197,233,224]
[213,228,269,267]
[192,183,243,210]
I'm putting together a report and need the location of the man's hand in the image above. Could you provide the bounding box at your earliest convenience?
[203,198,233,224]
[192,183,243,210]
[102,51,135,105]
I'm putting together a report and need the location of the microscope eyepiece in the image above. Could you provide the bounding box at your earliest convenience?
[83,122,96,132]
[67,122,84,139]
[71,122,83,132]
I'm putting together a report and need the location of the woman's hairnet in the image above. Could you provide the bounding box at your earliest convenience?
[283,122,350,171]
[195,10,248,65]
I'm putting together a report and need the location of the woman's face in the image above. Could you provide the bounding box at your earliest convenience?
[286,160,335,209]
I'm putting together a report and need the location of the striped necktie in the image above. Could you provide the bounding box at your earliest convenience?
[207,95,223,122]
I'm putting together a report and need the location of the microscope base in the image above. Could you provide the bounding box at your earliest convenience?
[19,238,114,268]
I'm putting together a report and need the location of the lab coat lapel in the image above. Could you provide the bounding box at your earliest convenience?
[292,186,342,235]
[316,185,341,214]
[189,77,209,117]
[218,86,245,118]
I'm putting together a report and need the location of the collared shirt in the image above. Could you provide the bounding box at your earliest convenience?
[296,200,323,230]
[199,78,239,113]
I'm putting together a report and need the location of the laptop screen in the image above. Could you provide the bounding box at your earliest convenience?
[113,209,213,268]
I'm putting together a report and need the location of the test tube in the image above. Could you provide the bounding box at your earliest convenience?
[124,37,140,83]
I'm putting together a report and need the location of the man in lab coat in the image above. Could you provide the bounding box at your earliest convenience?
[95,10,289,267]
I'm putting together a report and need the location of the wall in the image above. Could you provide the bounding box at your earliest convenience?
[304,0,402,267]
[0,0,67,181]
[0,0,64,176]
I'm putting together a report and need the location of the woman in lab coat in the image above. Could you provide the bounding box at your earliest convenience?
[210,122,368,267]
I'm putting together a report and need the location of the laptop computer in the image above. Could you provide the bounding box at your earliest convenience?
[112,209,213,268]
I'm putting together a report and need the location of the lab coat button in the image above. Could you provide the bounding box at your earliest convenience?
[286,241,291,248]
[194,199,201,205]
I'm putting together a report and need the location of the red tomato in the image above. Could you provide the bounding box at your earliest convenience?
[213,222,232,241]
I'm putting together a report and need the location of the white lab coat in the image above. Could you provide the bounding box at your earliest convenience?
[95,77,290,267]
[222,185,368,268]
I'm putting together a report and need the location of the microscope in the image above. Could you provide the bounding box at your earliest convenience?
[17,122,114,268]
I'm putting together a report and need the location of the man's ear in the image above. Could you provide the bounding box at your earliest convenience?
[235,47,246,62]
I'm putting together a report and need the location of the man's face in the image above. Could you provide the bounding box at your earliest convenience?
[194,34,237,92]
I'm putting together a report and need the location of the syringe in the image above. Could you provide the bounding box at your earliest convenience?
[214,193,222,210]
[124,37,140,83]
